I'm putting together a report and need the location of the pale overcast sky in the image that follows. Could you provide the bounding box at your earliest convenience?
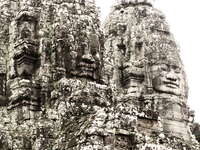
[96,0,200,122]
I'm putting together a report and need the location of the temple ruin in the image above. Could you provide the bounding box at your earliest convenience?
[0,0,199,149]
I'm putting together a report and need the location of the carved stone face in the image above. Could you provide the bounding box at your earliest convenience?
[19,21,34,40]
[16,11,37,42]
[68,33,101,81]
[152,62,182,96]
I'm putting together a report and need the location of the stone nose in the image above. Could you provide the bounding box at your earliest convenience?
[82,53,95,63]
[166,72,178,82]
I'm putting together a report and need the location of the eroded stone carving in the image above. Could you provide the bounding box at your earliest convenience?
[7,9,42,112]
[13,10,40,78]
[67,31,102,82]
[0,60,7,106]
[0,0,198,150]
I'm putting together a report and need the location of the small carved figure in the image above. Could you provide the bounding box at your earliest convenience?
[13,10,39,78]
[16,11,38,42]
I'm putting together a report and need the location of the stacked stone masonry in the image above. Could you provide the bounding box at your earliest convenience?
[0,0,199,149]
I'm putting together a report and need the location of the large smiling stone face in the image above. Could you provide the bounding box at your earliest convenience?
[151,61,182,96]
[68,33,101,82]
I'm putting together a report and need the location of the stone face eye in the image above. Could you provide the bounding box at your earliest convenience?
[160,64,168,72]
[173,66,181,74]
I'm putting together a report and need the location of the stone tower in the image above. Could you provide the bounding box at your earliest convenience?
[0,0,199,149]
[103,0,198,149]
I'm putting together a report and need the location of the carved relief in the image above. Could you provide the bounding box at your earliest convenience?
[14,10,38,42]
[13,10,40,78]
[9,79,41,110]
[8,10,41,111]
[53,25,69,69]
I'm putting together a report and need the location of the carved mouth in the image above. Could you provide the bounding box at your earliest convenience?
[78,62,97,72]
[127,86,138,93]
[79,66,94,72]
[163,81,179,88]
[77,62,97,79]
